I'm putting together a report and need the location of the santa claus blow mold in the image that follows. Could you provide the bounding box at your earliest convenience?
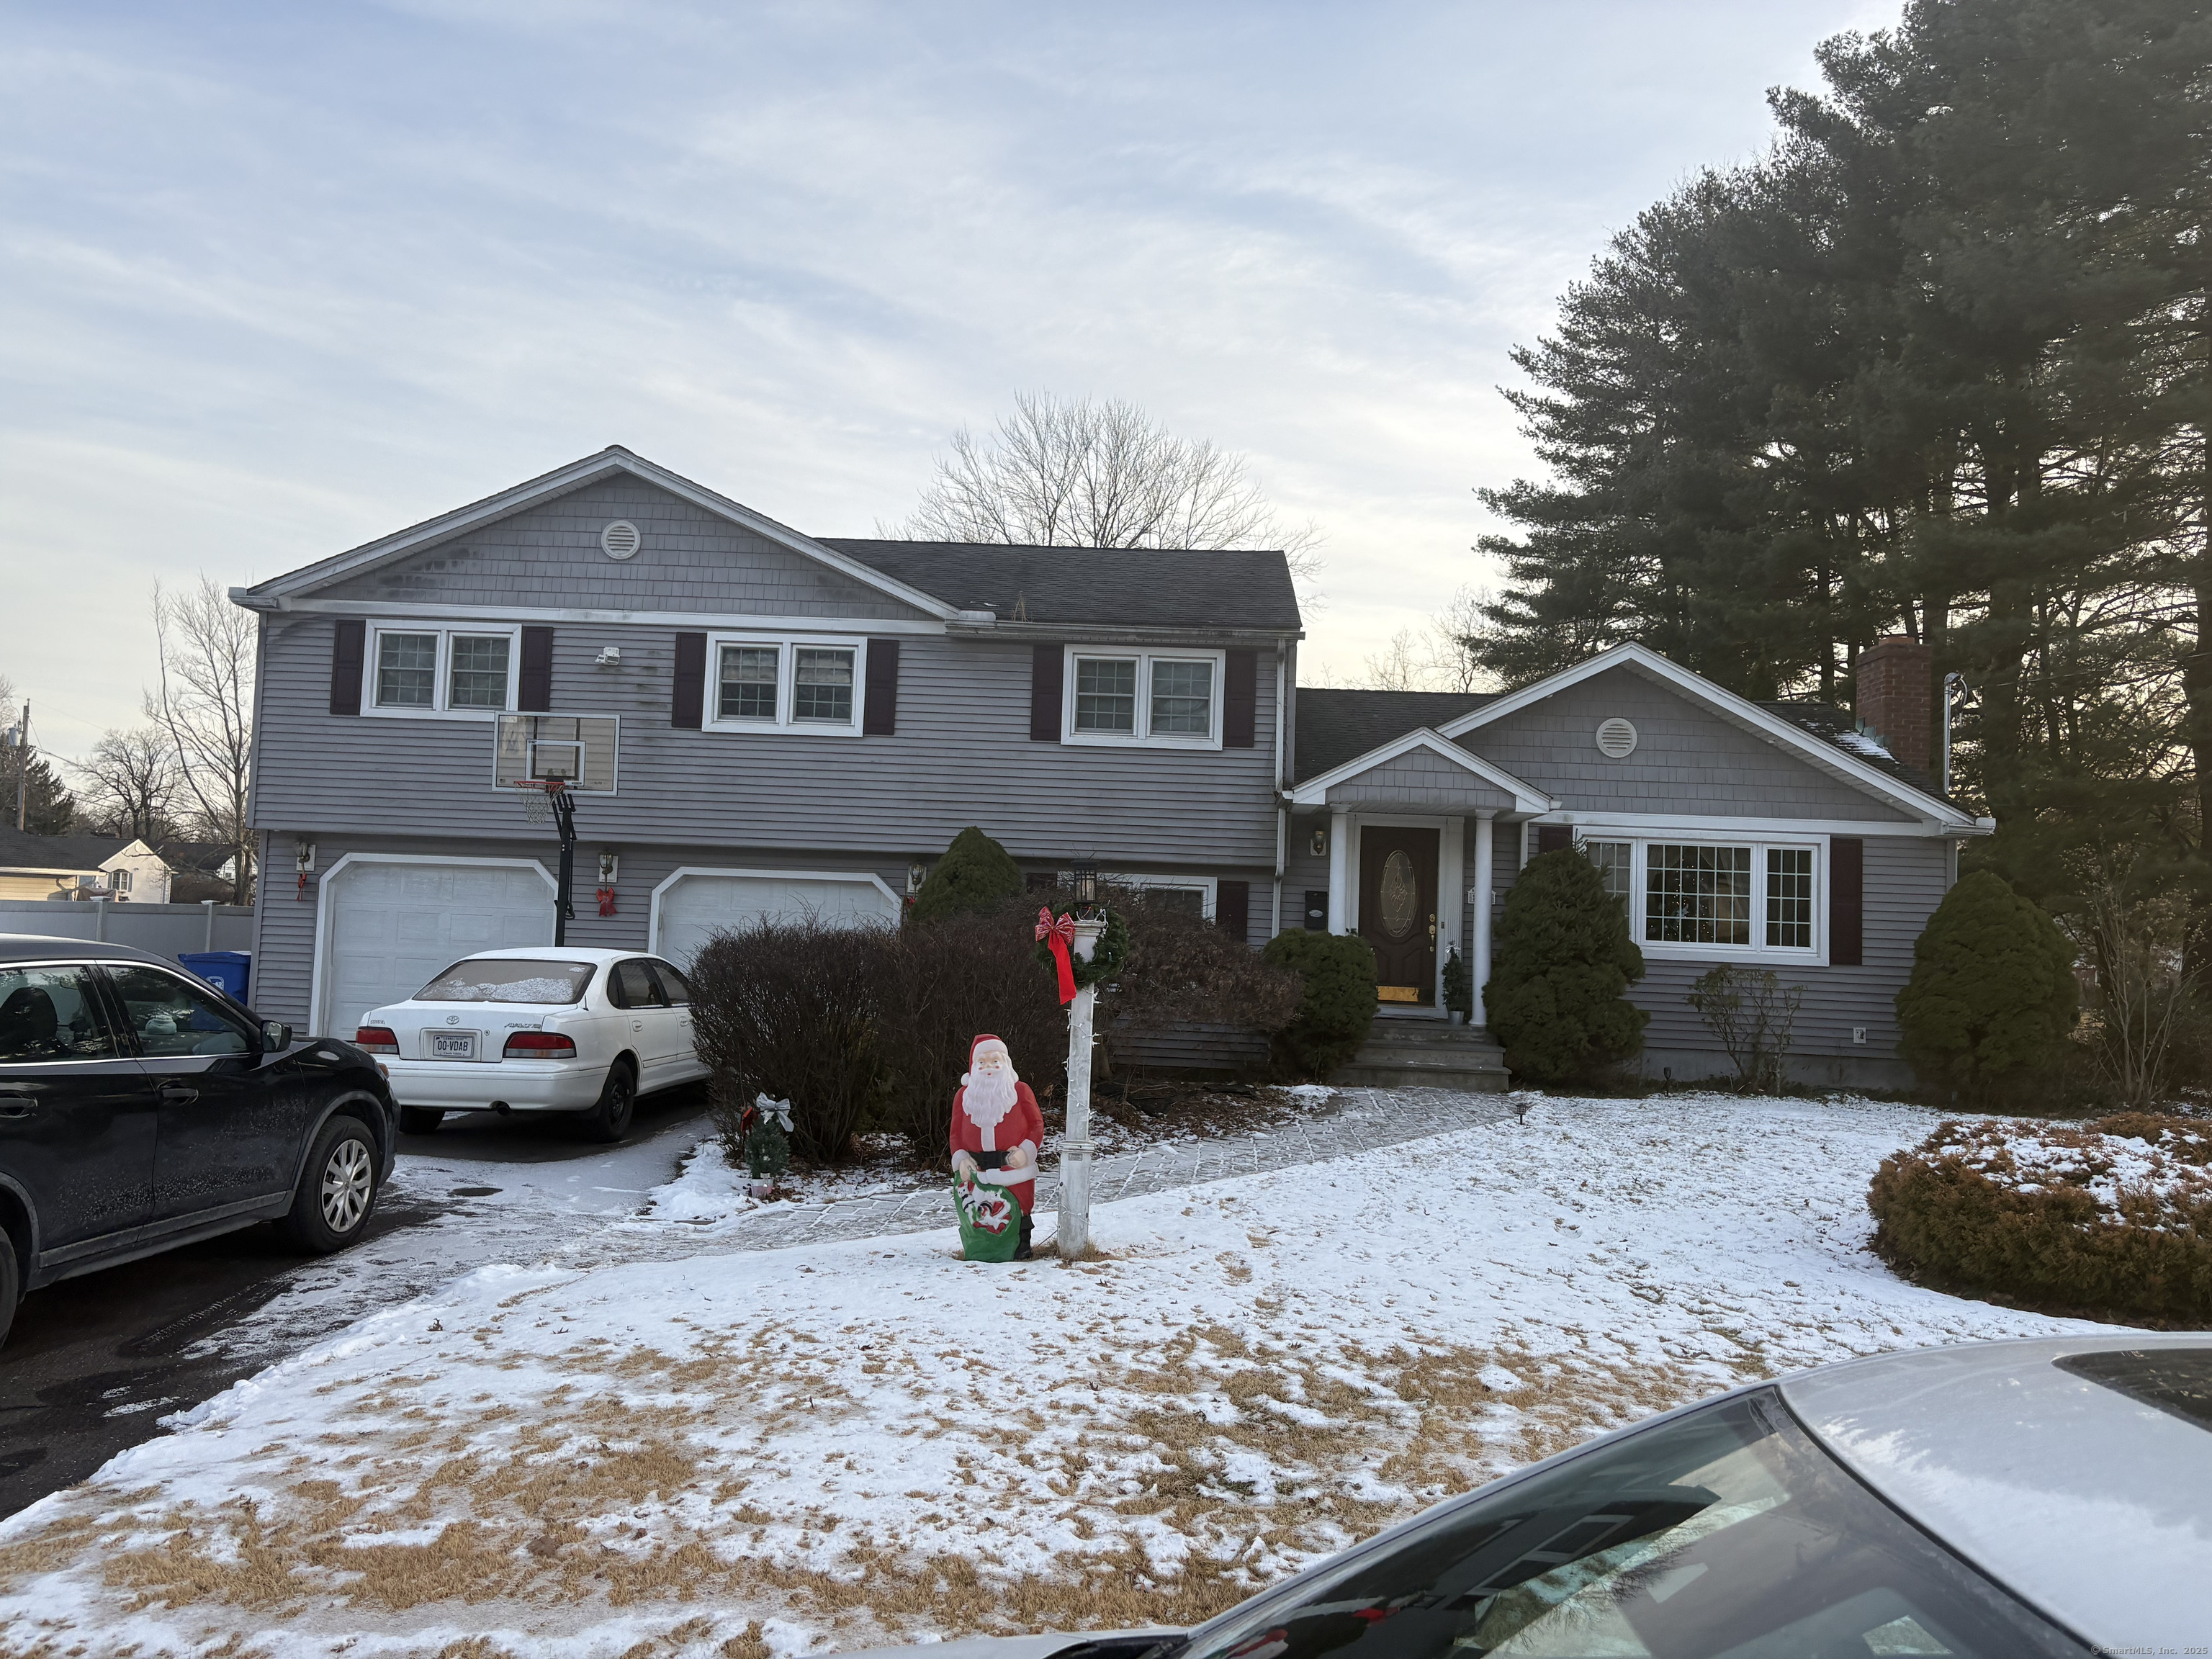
[950,1033,1043,1260]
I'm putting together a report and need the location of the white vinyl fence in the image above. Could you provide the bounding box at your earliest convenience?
[0,899,253,960]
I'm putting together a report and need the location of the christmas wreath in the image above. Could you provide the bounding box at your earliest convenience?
[1033,902,1129,1002]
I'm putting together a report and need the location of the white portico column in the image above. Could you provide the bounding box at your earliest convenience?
[1471,814,1494,1030]
[1326,807,1350,932]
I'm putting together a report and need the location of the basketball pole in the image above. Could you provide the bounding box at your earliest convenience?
[551,786,578,946]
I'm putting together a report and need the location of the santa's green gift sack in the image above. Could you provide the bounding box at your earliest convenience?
[953,1172,1025,1262]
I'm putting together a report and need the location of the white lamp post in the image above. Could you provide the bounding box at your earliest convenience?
[1058,915,1105,1259]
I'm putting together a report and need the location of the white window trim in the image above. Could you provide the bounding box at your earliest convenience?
[702,631,868,738]
[1562,829,1828,966]
[1061,645,1226,750]
[1058,870,1219,920]
[361,621,523,721]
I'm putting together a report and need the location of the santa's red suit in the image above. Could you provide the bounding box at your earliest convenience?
[950,1033,1044,1223]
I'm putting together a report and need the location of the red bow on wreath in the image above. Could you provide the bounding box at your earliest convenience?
[1035,907,1077,1005]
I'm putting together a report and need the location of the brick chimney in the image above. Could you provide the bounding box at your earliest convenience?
[1855,637,1933,771]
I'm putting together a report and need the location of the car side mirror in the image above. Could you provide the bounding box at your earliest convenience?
[262,1021,293,1052]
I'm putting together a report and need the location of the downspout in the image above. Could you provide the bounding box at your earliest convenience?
[1272,641,1288,938]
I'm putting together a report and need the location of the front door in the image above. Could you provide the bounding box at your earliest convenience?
[1359,826,1439,1005]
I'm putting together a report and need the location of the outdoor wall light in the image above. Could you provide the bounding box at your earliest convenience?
[1310,827,1326,856]
[1071,859,1099,903]
[595,646,621,667]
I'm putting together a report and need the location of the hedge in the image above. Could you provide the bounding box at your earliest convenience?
[1867,1113,2212,1323]
[1485,848,1647,1085]
[1894,870,2078,1104]
[1261,930,1377,1079]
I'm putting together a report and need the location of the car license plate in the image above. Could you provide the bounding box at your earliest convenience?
[430,1031,480,1061]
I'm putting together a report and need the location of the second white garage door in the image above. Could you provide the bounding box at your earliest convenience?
[320,858,554,1038]
[650,868,903,968]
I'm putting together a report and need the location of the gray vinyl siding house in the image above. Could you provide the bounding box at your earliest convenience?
[232,446,1984,1087]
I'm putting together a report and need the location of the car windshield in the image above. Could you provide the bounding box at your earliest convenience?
[1181,1390,2085,1659]
[415,958,595,1004]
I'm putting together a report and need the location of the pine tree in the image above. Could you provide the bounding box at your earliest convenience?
[1484,849,1649,1084]
[1,752,73,835]
[1895,871,2079,1102]
[909,827,1024,925]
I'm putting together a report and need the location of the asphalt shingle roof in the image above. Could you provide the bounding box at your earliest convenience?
[0,829,138,871]
[1758,701,1952,804]
[819,539,1302,631]
[1292,688,1498,782]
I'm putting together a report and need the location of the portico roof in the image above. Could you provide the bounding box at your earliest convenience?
[1287,729,1552,815]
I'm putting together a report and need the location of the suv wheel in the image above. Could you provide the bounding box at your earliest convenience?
[582,1059,637,1144]
[282,1115,380,1253]
[398,1106,445,1135]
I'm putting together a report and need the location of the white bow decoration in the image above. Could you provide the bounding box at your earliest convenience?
[755,1093,795,1133]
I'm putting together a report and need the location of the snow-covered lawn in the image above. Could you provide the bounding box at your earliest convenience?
[0,1094,2097,1659]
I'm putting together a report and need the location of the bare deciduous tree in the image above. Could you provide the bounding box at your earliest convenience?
[149,577,256,902]
[1357,587,1506,692]
[73,725,183,843]
[2082,883,2189,1110]
[895,392,1323,588]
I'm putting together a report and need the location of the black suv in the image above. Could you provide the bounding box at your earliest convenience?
[0,934,397,1346]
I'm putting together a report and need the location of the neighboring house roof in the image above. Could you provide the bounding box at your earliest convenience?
[1760,700,1951,803]
[1292,688,1498,782]
[819,540,1302,633]
[160,840,239,876]
[0,830,153,873]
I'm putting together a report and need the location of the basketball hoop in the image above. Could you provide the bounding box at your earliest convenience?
[513,778,566,825]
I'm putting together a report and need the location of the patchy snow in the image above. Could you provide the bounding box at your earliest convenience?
[1830,728,1894,760]
[0,1093,2098,1659]
[1908,1115,2212,1227]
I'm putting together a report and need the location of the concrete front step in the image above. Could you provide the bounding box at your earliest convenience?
[1336,1021,1511,1092]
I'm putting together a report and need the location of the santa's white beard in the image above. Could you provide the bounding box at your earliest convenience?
[962,1065,1018,1133]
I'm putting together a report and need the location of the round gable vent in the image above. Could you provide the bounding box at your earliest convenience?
[1595,717,1638,759]
[601,520,642,560]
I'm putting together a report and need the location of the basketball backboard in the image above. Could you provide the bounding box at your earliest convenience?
[494,714,619,793]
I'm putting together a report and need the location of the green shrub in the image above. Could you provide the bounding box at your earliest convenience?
[1867,1114,2212,1323]
[1261,930,1378,1079]
[1441,946,1473,1021]
[1484,848,1648,1084]
[909,826,1024,925]
[1896,871,2078,1104]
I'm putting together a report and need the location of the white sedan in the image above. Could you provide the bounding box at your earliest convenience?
[352,947,707,1142]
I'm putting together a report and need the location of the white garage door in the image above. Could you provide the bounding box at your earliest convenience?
[652,870,902,969]
[323,859,554,1036]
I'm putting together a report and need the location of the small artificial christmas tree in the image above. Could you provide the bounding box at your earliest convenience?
[742,1094,793,1184]
[1895,870,2077,1104]
[909,826,1024,925]
[1484,848,1647,1084]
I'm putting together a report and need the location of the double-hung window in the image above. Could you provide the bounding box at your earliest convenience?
[704,634,866,736]
[365,624,518,718]
[1063,647,1224,747]
[1542,830,1824,962]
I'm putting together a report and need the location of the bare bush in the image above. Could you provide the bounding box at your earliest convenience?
[2080,883,2189,1110]
[1686,964,1803,1093]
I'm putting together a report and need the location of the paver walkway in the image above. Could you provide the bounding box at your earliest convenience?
[651,1086,1521,1252]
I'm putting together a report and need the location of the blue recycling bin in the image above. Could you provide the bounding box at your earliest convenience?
[179,950,251,1004]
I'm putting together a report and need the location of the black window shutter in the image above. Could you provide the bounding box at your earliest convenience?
[1831,837,1864,966]
[1223,649,1258,747]
[863,639,900,735]
[672,632,706,729]
[1216,879,1251,943]
[329,619,364,716]
[518,627,554,711]
[1030,644,1064,741]
[1536,824,1572,855]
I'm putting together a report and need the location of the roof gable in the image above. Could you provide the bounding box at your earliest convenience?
[238,449,958,621]
[1441,644,1973,827]
[1289,729,1550,814]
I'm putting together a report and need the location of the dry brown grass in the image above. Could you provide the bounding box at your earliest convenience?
[0,1300,1725,1656]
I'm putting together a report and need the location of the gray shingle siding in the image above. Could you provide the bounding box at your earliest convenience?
[313,477,931,621]
[254,618,1279,867]
[1323,749,1516,812]
[1460,667,1915,823]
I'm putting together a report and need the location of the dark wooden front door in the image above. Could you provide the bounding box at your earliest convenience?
[1358,826,1439,1004]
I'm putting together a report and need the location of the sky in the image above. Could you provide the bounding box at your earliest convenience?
[0,0,1898,762]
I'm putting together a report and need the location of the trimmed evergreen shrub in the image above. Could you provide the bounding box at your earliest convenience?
[1261,930,1378,1079]
[1868,1114,2212,1323]
[1895,871,2077,1104]
[909,826,1024,925]
[1484,848,1648,1084]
